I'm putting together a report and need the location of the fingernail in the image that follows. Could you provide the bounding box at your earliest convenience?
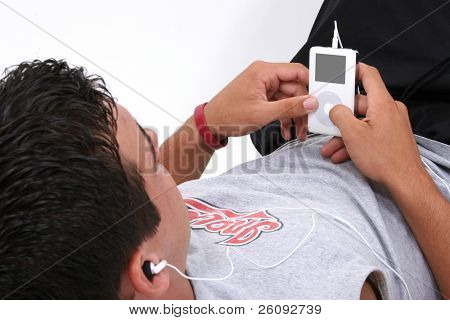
[284,129,291,141]
[296,126,301,140]
[304,97,318,112]
[281,126,289,141]
[304,97,318,111]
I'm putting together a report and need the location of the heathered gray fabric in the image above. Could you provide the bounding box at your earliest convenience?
[179,135,449,300]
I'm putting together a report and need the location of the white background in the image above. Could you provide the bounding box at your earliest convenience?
[0,0,323,177]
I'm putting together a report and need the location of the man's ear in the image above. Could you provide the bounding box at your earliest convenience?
[128,249,170,299]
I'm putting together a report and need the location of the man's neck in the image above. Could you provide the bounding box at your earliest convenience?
[162,272,195,300]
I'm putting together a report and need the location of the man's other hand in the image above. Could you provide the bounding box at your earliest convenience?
[321,63,425,186]
[204,61,318,140]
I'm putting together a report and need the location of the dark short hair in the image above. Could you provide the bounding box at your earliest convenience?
[0,59,160,299]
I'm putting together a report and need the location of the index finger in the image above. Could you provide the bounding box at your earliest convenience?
[357,63,391,99]
[264,62,309,85]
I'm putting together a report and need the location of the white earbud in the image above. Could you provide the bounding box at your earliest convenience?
[151,260,167,275]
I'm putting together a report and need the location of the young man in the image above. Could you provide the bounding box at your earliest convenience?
[1,0,449,299]
[0,58,448,300]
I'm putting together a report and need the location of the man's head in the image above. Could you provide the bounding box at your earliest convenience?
[0,59,190,299]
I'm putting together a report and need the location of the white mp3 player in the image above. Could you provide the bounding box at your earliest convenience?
[308,46,357,137]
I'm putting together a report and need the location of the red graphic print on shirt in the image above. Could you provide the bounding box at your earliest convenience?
[185,198,283,246]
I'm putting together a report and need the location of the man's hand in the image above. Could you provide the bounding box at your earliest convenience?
[204,61,318,140]
[321,63,425,186]
[322,63,450,299]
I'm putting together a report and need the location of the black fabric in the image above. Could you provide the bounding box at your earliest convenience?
[251,0,450,155]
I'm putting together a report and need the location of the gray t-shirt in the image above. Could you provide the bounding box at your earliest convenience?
[179,135,449,299]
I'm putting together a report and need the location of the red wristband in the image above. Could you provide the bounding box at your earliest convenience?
[194,103,228,150]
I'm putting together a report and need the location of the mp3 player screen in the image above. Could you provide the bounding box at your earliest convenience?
[315,54,346,84]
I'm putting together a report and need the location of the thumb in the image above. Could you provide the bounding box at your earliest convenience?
[265,95,318,120]
[329,104,359,136]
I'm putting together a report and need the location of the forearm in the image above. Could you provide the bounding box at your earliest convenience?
[386,167,450,299]
[159,116,215,185]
